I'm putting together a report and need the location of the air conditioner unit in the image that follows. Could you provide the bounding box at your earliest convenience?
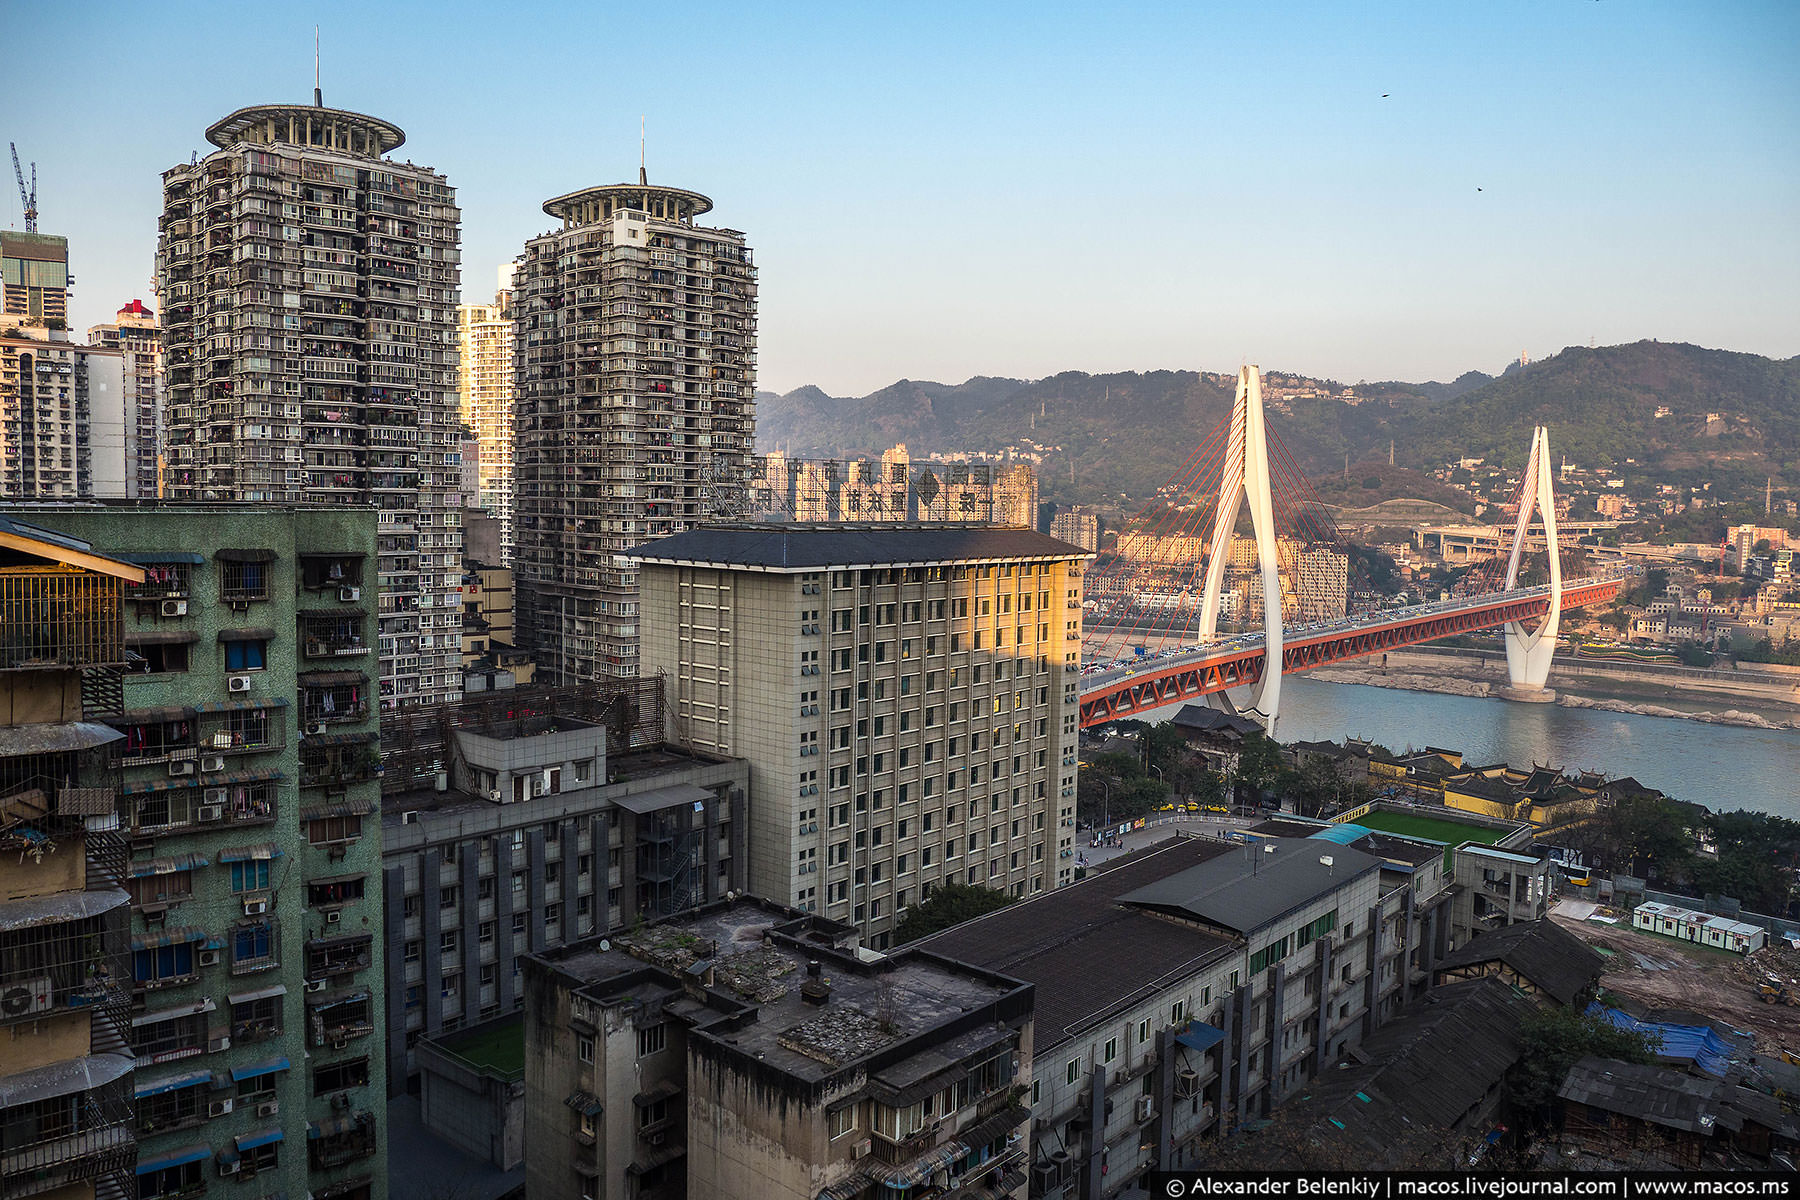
[242,898,268,916]
[852,1138,871,1159]
[256,1101,279,1118]
[217,1161,238,1177]
[227,674,252,693]
[332,1037,348,1050]
[0,976,53,1017]
[1136,1096,1155,1122]
[198,949,220,967]
[203,788,228,804]
[197,804,222,822]
[305,980,325,993]
[208,1098,233,1117]
[402,810,420,825]
[325,909,342,924]
[201,756,226,773]
[1175,1066,1200,1097]
[340,586,360,602]
[168,761,195,778]
[161,599,188,617]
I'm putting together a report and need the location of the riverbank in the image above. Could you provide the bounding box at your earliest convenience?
[1309,647,1800,730]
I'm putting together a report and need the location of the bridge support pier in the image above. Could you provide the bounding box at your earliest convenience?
[1500,425,1563,702]
[1197,365,1284,734]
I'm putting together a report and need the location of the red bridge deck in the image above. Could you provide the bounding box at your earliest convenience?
[1076,578,1621,728]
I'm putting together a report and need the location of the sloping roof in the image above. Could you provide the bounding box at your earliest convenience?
[917,839,1239,1053]
[1559,1056,1722,1133]
[1118,838,1384,936]
[629,524,1088,570]
[0,514,144,581]
[1433,919,1604,1005]
[1283,978,1537,1163]
[1170,705,1264,737]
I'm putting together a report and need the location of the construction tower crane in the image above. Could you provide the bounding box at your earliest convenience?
[10,144,38,233]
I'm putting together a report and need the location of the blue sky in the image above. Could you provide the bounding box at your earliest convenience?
[9,1,1798,394]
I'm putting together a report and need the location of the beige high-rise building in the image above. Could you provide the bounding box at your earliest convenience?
[756,447,1038,527]
[636,524,1091,950]
[1049,507,1099,552]
[513,172,757,682]
[457,265,516,560]
[87,298,163,498]
[1293,547,1350,620]
[156,98,465,710]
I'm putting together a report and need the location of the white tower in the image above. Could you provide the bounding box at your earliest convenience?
[1501,425,1563,698]
[1198,365,1285,731]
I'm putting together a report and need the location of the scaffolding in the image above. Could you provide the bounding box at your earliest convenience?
[379,677,666,796]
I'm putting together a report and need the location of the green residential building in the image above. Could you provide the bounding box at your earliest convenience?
[15,504,385,1200]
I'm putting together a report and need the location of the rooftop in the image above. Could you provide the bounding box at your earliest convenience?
[382,742,728,820]
[1433,918,1605,1006]
[1559,1056,1723,1133]
[918,838,1241,1051]
[629,524,1090,571]
[537,899,1029,1089]
[1118,837,1384,936]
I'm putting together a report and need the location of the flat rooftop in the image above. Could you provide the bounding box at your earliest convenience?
[540,900,1025,1086]
[383,743,729,820]
[1118,837,1383,936]
[919,838,1240,1052]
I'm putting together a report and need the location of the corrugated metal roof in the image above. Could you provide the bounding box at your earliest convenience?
[1118,838,1384,935]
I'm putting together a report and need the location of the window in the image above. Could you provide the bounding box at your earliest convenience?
[130,641,191,674]
[311,1056,370,1097]
[134,941,197,986]
[230,860,271,893]
[828,1101,856,1144]
[224,638,269,671]
[577,1035,594,1064]
[637,1023,667,1057]
[1066,1057,1082,1085]
[1104,1036,1118,1063]
[220,559,270,602]
[307,815,363,846]
[233,921,275,969]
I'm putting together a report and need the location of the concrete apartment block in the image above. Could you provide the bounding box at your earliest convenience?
[21,505,387,1200]
[635,524,1092,950]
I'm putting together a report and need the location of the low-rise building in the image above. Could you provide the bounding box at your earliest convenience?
[1431,918,1604,1007]
[380,725,749,1088]
[522,898,1035,1200]
[1450,844,1553,938]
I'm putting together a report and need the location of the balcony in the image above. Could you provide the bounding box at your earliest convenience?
[0,1057,134,1200]
[0,569,128,670]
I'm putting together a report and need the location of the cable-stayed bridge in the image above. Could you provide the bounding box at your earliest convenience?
[1076,366,1623,731]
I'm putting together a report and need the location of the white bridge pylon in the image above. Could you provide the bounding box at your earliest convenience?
[1198,365,1284,733]
[1502,425,1563,693]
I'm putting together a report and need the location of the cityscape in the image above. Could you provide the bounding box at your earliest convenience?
[2,6,1798,1200]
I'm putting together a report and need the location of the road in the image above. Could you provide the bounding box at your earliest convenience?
[1075,811,1263,872]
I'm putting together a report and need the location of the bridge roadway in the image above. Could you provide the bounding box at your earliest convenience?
[1076,576,1624,728]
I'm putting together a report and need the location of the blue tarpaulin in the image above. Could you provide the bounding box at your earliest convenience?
[1175,1020,1227,1052]
[1585,1002,1738,1077]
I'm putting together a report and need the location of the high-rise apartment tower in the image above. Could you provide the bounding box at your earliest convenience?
[156,100,464,710]
[513,172,757,682]
[456,265,515,561]
[88,299,164,498]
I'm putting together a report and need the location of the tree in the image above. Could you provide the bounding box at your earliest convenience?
[1599,794,1696,882]
[894,884,1018,944]
[1508,1008,1659,1118]
[1230,733,1284,806]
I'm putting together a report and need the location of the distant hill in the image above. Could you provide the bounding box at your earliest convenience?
[756,341,1800,506]
[1310,462,1479,517]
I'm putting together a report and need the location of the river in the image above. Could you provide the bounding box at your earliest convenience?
[1156,676,1800,821]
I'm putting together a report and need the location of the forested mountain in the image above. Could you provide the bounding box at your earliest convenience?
[755,342,1800,506]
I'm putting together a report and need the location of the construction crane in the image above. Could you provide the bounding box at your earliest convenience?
[10,143,38,233]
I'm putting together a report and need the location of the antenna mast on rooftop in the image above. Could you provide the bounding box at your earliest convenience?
[639,116,647,185]
[314,26,322,106]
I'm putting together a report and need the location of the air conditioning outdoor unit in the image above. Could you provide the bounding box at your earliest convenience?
[217,1161,238,1177]
[208,1099,233,1117]
[227,675,252,693]
[325,910,342,924]
[332,1037,348,1050]
[197,804,222,822]
[340,586,360,602]
[307,722,327,735]
[305,980,325,993]
[201,756,226,773]
[402,811,420,824]
[203,788,228,804]
[256,1101,279,1118]
[161,599,188,617]
[852,1138,871,1159]
[168,761,195,778]
[243,898,268,916]
[0,976,53,1017]
[198,949,220,967]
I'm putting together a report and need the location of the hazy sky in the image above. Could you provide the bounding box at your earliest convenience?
[9,1,1797,395]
